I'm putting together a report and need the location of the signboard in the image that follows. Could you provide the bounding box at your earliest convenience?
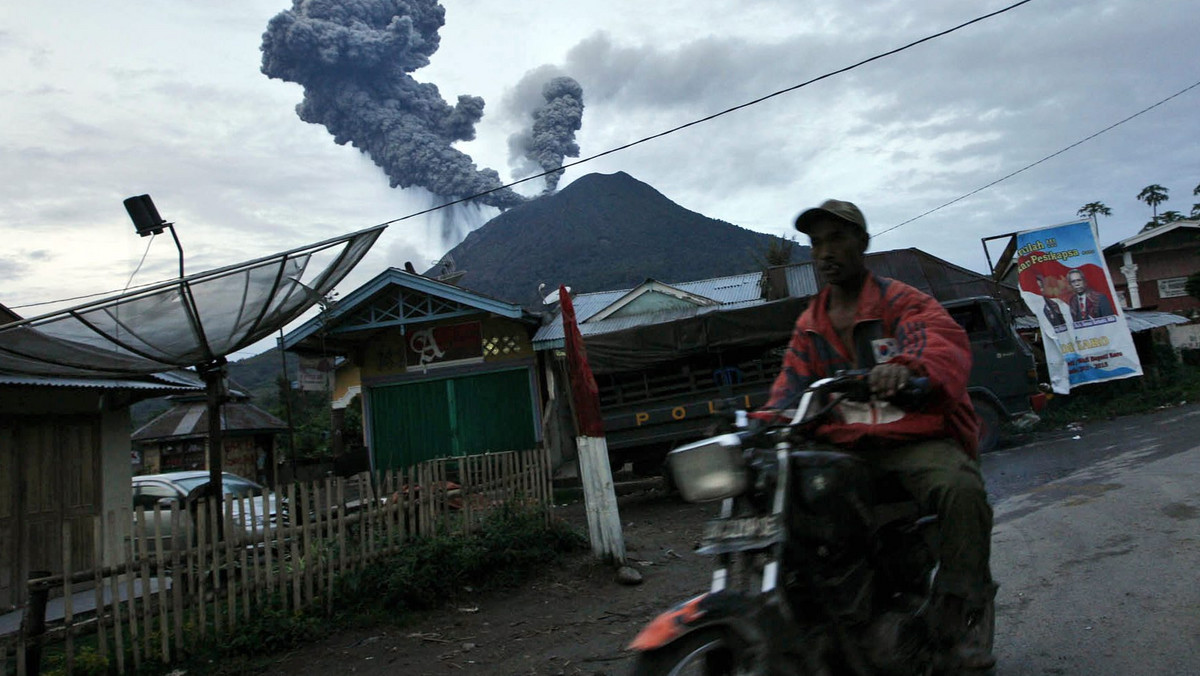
[298,356,335,391]
[1015,219,1142,393]
[405,322,482,368]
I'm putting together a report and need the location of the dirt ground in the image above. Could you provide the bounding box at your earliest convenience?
[261,484,716,676]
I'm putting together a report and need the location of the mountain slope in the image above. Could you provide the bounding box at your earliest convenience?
[442,172,809,305]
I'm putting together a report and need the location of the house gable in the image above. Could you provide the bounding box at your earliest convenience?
[281,268,531,353]
[586,280,718,323]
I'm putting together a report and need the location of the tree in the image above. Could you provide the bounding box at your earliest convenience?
[1136,184,1170,226]
[1158,210,1185,224]
[1076,202,1112,219]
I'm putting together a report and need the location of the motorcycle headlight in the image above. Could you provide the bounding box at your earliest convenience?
[668,434,747,503]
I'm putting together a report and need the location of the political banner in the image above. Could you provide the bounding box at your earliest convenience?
[1014,218,1142,393]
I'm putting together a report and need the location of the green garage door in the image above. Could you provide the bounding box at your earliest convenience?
[369,368,537,470]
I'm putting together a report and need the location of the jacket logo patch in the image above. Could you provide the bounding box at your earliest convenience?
[871,338,899,363]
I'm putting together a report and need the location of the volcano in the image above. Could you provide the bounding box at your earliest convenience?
[438,172,809,306]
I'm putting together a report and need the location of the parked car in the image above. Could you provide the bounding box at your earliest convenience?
[131,471,282,547]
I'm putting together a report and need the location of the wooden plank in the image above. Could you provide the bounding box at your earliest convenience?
[170,504,184,657]
[195,499,208,640]
[462,455,474,535]
[238,497,251,621]
[299,483,312,606]
[315,481,326,597]
[138,507,154,661]
[153,504,170,664]
[288,484,301,611]
[325,477,335,615]
[107,512,126,674]
[126,508,142,671]
[223,495,238,630]
[261,486,276,609]
[91,516,108,664]
[62,522,75,675]
[381,471,393,554]
[336,479,347,577]
[247,493,262,609]
[207,498,223,638]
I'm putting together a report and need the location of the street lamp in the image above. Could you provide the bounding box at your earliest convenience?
[123,194,185,278]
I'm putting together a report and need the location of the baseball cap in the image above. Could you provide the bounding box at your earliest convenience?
[793,199,868,236]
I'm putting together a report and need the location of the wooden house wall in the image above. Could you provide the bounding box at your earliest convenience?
[0,387,132,611]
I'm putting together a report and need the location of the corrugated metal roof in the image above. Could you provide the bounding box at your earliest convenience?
[784,263,820,298]
[533,273,765,349]
[534,297,767,349]
[1013,310,1190,333]
[0,370,203,391]
[671,272,763,304]
[132,399,288,441]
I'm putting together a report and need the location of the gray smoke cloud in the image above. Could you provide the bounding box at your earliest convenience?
[505,70,584,194]
[504,66,583,193]
[260,0,525,210]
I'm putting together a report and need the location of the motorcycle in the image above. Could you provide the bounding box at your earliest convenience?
[627,371,994,675]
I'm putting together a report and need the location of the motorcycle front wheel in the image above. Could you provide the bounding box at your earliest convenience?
[629,627,747,676]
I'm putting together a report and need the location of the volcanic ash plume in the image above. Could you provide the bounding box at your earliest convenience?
[260,0,525,209]
[505,68,586,194]
[525,77,584,193]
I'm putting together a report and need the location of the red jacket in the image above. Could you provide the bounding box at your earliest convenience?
[765,273,981,458]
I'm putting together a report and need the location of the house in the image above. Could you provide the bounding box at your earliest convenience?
[0,369,202,612]
[280,268,544,472]
[1103,221,1199,315]
[131,389,288,486]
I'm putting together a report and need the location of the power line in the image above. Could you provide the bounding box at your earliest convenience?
[874,78,1200,238]
[378,0,1037,227]
[10,0,1036,312]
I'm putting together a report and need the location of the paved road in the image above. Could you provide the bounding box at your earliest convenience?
[984,404,1200,675]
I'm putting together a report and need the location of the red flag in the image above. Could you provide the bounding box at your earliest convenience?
[559,285,605,436]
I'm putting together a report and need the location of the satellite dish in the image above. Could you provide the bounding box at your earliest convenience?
[0,225,385,377]
[543,285,569,305]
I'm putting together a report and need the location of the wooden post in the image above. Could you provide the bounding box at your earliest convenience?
[61,523,75,675]
[576,436,626,564]
[21,572,49,676]
[557,285,626,564]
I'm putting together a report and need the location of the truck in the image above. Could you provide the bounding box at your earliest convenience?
[592,295,1044,475]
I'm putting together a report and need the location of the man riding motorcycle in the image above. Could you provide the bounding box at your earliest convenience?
[763,199,996,671]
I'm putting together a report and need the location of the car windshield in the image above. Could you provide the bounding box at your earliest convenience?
[172,475,263,498]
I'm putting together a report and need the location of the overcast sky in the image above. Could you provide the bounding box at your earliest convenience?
[2,0,1197,358]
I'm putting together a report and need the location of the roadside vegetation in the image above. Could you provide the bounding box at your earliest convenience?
[38,505,586,676]
[1028,346,1200,430]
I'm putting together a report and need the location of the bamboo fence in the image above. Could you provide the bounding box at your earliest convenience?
[2,447,552,675]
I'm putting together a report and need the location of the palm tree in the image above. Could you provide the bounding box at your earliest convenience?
[1076,202,1112,219]
[1158,210,1185,224]
[1136,184,1170,226]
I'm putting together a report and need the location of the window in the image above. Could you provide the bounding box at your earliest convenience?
[1158,277,1188,299]
[133,482,180,509]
